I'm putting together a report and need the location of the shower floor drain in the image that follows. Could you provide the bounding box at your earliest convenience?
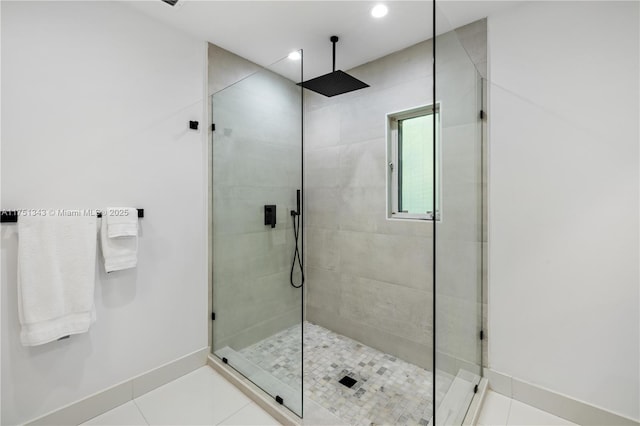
[339,376,357,388]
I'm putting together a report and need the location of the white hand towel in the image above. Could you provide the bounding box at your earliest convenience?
[17,213,97,346]
[101,207,138,272]
[106,207,138,238]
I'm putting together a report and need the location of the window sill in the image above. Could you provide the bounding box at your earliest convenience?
[388,213,440,222]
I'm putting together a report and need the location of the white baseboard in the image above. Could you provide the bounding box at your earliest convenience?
[26,347,209,426]
[485,368,639,426]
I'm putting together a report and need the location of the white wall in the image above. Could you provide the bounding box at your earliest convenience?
[488,1,639,421]
[0,2,208,424]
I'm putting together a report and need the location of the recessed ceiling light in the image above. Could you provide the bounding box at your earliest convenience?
[288,51,301,61]
[371,4,388,18]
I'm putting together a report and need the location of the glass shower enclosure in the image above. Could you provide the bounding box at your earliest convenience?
[209,3,486,424]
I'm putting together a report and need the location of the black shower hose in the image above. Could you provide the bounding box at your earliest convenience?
[290,212,304,288]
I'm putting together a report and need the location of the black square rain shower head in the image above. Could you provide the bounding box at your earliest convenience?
[298,70,369,97]
[297,36,369,97]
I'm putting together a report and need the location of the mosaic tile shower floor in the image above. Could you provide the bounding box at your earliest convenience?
[239,322,453,426]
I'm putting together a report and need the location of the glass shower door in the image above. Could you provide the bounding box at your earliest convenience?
[210,53,303,417]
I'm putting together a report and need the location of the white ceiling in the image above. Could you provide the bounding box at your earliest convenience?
[125,1,519,81]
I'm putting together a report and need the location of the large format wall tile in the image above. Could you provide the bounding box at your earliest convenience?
[338,230,432,291]
[305,267,342,317]
[338,78,430,145]
[338,138,387,189]
[349,41,433,92]
[305,146,341,189]
[305,103,342,149]
[304,187,340,231]
[338,186,386,234]
[305,227,341,271]
[339,274,432,345]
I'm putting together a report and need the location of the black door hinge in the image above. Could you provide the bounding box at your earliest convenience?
[211,312,216,321]
[480,330,484,340]
[275,395,284,405]
[474,384,479,393]
[222,357,228,364]
[479,110,486,120]
[211,123,216,131]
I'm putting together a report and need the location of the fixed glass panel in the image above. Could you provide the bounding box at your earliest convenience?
[210,53,303,417]
[433,13,486,426]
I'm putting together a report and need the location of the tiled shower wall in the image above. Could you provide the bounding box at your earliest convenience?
[304,20,487,372]
[209,44,302,351]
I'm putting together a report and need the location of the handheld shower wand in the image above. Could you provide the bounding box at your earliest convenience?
[290,189,304,288]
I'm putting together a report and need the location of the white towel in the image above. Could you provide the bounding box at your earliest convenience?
[101,207,138,272]
[17,213,97,346]
[106,207,138,238]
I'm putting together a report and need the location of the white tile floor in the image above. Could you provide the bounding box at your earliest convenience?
[476,390,578,426]
[80,366,280,426]
[82,368,578,426]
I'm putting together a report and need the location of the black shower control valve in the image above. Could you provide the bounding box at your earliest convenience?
[264,205,276,228]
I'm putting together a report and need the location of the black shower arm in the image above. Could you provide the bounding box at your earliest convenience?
[331,36,339,72]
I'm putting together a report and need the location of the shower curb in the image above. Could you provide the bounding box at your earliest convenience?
[463,377,488,425]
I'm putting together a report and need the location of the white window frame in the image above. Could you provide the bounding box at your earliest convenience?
[386,103,441,221]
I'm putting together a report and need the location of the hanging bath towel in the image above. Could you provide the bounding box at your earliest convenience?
[100,207,138,272]
[17,213,98,346]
